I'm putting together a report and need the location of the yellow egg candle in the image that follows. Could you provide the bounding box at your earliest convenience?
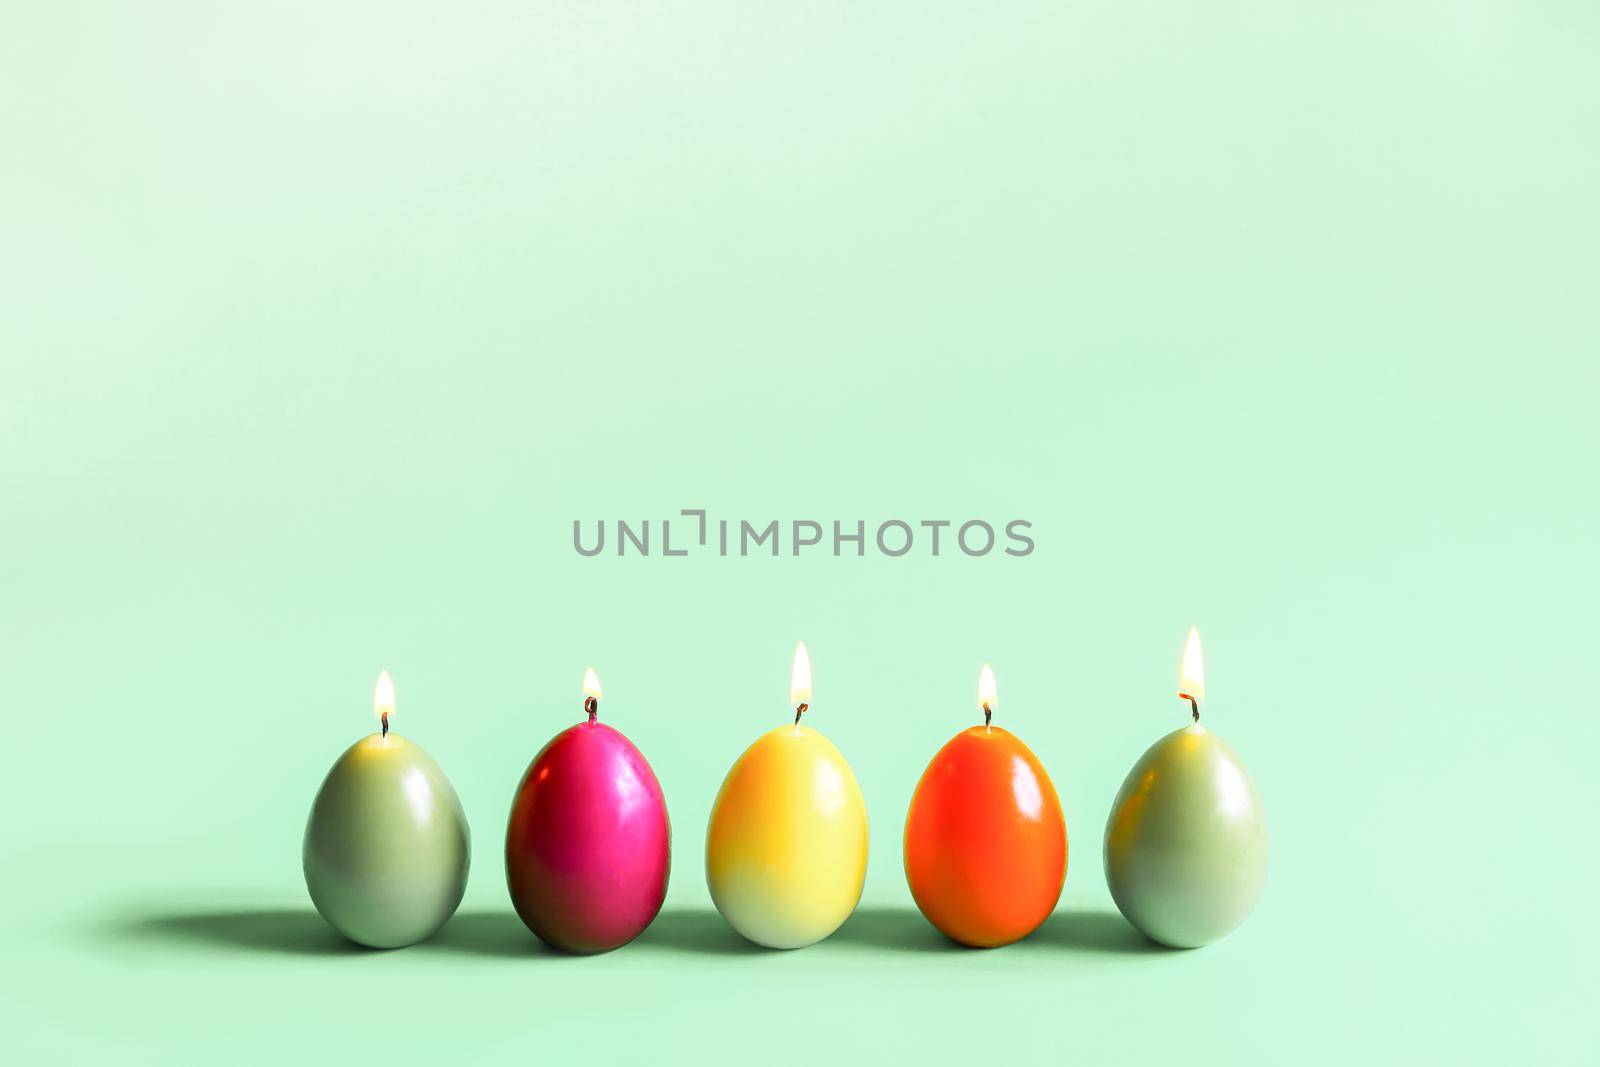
[705,642,868,949]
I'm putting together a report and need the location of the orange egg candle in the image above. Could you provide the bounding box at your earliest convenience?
[903,664,1067,947]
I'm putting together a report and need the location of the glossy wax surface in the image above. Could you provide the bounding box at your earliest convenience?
[706,724,868,949]
[904,725,1067,947]
[303,733,471,948]
[506,719,671,953]
[1104,724,1268,948]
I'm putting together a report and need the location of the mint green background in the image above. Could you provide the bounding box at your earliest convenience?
[4,3,1596,1062]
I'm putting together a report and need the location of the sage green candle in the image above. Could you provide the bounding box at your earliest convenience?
[302,673,470,948]
[1104,629,1267,948]
[1103,723,1268,948]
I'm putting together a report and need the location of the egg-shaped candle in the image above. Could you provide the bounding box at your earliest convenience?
[505,668,671,954]
[1104,629,1268,948]
[904,665,1067,947]
[303,671,471,948]
[705,642,868,949]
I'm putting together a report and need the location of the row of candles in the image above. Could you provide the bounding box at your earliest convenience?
[303,630,1267,953]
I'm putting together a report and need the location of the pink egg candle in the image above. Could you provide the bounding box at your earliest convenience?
[505,669,671,953]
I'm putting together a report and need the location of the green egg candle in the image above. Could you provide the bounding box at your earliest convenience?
[303,671,471,948]
[1104,629,1267,948]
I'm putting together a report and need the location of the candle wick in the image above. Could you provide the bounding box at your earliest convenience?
[982,702,992,728]
[585,696,598,723]
[794,702,808,725]
[381,711,389,739]
[1188,696,1199,724]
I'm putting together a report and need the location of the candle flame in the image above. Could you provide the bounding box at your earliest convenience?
[1178,627,1205,703]
[374,670,395,720]
[977,663,998,710]
[790,641,813,707]
[582,667,602,700]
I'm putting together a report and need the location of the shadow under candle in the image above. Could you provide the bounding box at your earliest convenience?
[110,909,362,957]
[830,906,966,953]
[106,907,550,959]
[423,910,551,958]
[1032,908,1170,955]
[101,903,1168,959]
[632,908,765,956]
[829,905,1169,955]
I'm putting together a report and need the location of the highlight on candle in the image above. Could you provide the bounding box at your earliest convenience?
[790,641,813,708]
[1178,627,1205,703]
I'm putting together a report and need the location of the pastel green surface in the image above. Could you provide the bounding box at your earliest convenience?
[1105,725,1268,948]
[303,734,470,948]
[2,2,1596,1064]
